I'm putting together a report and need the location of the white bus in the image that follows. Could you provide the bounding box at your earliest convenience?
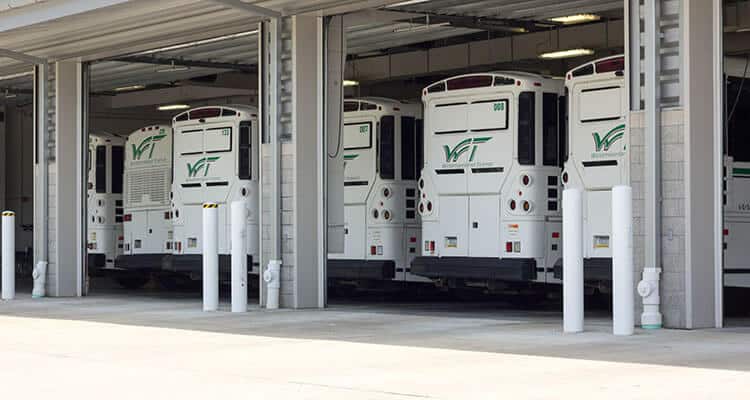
[168,106,260,282]
[559,55,627,284]
[413,72,565,290]
[723,57,750,289]
[327,98,427,285]
[115,125,174,283]
[87,133,126,273]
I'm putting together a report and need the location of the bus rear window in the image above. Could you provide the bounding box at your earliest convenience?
[401,116,416,180]
[579,86,622,123]
[379,116,395,180]
[96,145,106,194]
[111,146,124,194]
[542,93,559,167]
[344,122,372,150]
[416,119,424,179]
[238,121,252,180]
[518,92,535,166]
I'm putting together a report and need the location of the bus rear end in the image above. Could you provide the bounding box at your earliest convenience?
[561,55,628,283]
[414,73,564,290]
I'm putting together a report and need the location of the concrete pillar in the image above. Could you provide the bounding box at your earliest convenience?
[260,16,327,308]
[34,61,86,297]
[630,0,720,328]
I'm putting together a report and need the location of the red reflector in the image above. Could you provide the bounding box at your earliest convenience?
[506,242,513,252]
[410,237,417,243]
[724,229,729,236]
[371,246,377,255]
[189,107,221,120]
[118,236,124,241]
[123,214,132,222]
[533,82,541,87]
[164,211,171,220]
[429,241,435,252]
[552,232,560,238]
[596,57,625,74]
[446,75,493,90]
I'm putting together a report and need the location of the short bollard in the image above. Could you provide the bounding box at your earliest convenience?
[562,189,583,333]
[231,201,248,313]
[202,203,219,311]
[2,211,15,300]
[612,185,635,336]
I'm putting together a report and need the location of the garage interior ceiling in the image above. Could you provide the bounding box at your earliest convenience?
[0,0,627,97]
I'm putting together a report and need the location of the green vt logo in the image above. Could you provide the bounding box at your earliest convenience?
[187,156,220,178]
[443,137,492,163]
[132,134,167,160]
[593,124,625,152]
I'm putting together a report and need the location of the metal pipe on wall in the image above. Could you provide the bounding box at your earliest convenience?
[640,0,663,329]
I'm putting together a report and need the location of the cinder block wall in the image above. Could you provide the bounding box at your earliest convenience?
[630,108,687,328]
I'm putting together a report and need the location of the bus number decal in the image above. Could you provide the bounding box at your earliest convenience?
[493,102,505,112]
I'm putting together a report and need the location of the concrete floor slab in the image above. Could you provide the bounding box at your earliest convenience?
[1,286,749,399]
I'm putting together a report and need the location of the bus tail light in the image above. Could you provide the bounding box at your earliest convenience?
[419,203,425,213]
[509,199,516,210]
[371,246,377,255]
[426,201,433,212]
[176,241,182,253]
[382,210,391,221]
[562,172,569,184]
[522,201,532,212]
[724,229,729,236]
[410,237,417,243]
[552,232,560,238]
[521,174,531,186]
[506,242,513,253]
[164,211,171,220]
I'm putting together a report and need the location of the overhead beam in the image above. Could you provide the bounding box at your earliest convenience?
[0,0,132,33]
[110,55,257,73]
[203,0,281,18]
[0,48,45,65]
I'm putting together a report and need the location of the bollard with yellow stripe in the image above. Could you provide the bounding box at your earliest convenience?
[203,203,219,209]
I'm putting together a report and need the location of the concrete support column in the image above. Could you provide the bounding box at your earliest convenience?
[260,16,327,308]
[37,61,86,297]
[290,15,324,308]
[631,0,721,328]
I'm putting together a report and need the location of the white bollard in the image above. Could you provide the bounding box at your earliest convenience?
[562,189,584,333]
[231,201,248,313]
[32,261,47,298]
[612,186,635,335]
[2,211,15,300]
[202,203,219,311]
[264,260,281,309]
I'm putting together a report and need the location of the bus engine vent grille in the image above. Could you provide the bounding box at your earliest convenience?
[127,168,170,207]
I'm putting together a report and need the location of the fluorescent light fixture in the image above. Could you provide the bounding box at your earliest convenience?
[113,84,145,92]
[385,0,431,8]
[343,80,359,87]
[393,22,450,34]
[158,104,190,111]
[136,30,259,56]
[548,14,600,25]
[156,61,190,73]
[539,48,595,59]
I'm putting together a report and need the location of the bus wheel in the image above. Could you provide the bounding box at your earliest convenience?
[115,275,150,290]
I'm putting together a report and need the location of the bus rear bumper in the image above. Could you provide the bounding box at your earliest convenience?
[326,259,396,280]
[115,254,169,272]
[163,255,256,279]
[552,257,612,281]
[411,257,536,282]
